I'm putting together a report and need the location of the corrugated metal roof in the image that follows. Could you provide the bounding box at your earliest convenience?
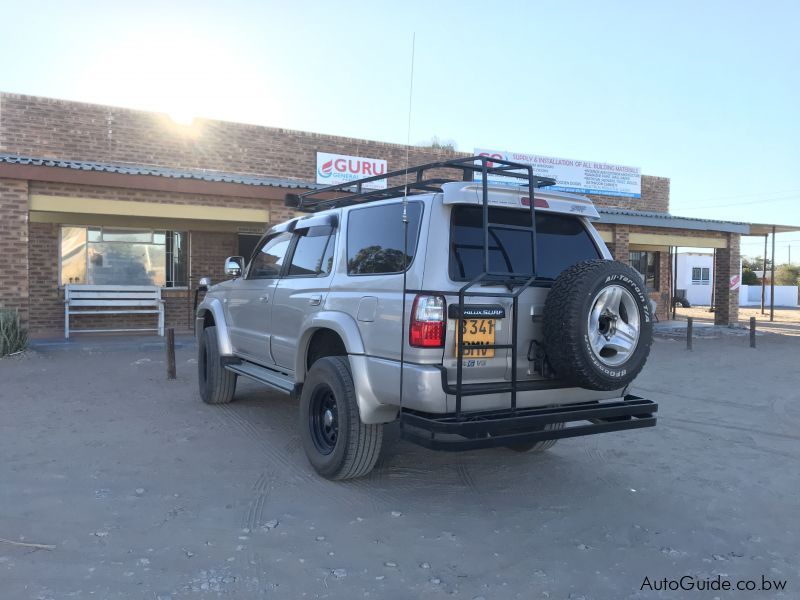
[0,153,321,190]
[598,206,750,234]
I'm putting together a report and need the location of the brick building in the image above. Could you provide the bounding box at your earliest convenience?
[0,92,748,336]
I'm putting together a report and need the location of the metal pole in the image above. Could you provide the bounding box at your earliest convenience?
[686,317,693,351]
[710,248,716,312]
[761,234,767,314]
[672,247,678,320]
[770,226,776,322]
[749,316,756,348]
[166,328,176,380]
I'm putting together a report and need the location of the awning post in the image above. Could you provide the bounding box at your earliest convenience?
[761,234,767,315]
[770,226,776,322]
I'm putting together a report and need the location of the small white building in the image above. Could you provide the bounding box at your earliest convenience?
[675,252,715,306]
[676,251,798,307]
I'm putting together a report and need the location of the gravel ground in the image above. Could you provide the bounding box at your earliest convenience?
[1,332,798,599]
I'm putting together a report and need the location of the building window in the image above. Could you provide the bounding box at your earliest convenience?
[630,250,660,290]
[692,266,711,285]
[59,226,188,287]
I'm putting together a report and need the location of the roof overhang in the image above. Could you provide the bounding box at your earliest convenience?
[747,223,800,235]
[0,153,318,200]
[599,208,749,234]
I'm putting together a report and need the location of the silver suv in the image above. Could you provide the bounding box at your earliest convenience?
[196,157,657,480]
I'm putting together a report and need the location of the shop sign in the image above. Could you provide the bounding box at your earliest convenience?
[474,148,641,198]
[316,152,387,189]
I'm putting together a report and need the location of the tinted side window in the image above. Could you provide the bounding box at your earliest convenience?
[347,202,423,275]
[449,207,600,281]
[247,232,292,279]
[288,226,334,277]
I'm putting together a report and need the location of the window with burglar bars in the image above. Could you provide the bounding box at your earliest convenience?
[59,226,189,287]
[630,250,660,291]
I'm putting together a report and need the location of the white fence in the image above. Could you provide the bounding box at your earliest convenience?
[739,285,799,307]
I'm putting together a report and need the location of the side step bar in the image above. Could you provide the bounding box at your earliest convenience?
[226,362,294,394]
[400,395,657,451]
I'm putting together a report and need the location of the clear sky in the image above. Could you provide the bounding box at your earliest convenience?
[1,0,798,262]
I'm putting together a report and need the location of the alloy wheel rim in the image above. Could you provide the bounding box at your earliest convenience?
[586,284,641,367]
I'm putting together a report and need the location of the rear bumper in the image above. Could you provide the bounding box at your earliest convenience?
[399,395,657,451]
[353,355,622,421]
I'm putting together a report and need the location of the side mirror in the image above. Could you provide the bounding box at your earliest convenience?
[224,256,244,278]
[198,276,212,291]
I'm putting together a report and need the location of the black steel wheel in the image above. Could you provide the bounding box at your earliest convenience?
[299,356,383,480]
[308,386,339,455]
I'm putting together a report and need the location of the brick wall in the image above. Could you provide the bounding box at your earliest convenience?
[0,178,29,322]
[713,233,741,326]
[1,92,669,213]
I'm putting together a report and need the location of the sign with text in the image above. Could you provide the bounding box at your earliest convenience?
[316,152,387,189]
[475,149,641,198]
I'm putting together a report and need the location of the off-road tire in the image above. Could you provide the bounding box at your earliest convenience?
[299,356,383,480]
[543,259,653,391]
[506,422,565,452]
[198,326,237,404]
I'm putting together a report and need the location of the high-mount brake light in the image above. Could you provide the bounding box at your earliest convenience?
[409,295,446,348]
[521,197,549,208]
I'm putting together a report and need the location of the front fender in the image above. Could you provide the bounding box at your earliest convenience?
[195,297,234,356]
[294,311,366,381]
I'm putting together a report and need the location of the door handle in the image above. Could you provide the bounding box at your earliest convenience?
[259,294,270,302]
[309,294,322,306]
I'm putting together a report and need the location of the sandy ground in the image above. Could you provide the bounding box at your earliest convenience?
[675,306,800,336]
[1,333,799,599]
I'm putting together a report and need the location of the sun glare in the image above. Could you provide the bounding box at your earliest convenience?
[77,26,280,130]
[169,110,196,127]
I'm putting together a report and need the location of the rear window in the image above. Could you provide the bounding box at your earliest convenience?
[347,202,423,275]
[449,206,600,281]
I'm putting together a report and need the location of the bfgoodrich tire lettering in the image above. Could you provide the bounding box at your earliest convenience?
[299,356,383,480]
[543,259,653,391]
[198,326,237,404]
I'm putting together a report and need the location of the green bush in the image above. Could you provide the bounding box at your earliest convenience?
[742,267,760,285]
[0,309,28,357]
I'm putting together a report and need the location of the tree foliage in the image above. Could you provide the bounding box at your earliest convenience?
[774,264,800,286]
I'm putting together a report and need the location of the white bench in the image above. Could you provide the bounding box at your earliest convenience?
[64,285,164,339]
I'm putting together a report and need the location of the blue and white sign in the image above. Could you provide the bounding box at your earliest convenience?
[475,148,641,198]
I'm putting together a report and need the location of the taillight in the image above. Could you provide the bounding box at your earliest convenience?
[409,295,446,348]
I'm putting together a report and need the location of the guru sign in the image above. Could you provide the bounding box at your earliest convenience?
[316,152,387,189]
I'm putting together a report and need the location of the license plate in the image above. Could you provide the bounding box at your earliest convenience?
[456,318,496,358]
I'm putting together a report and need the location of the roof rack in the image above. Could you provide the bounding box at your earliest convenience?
[284,155,556,213]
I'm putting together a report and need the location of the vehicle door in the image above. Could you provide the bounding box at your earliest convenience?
[270,217,337,371]
[225,231,292,363]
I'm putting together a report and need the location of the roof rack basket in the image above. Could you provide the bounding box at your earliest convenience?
[285,155,555,213]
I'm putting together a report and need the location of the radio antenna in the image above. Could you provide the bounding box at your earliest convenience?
[399,32,416,425]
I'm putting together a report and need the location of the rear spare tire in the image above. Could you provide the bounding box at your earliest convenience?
[543,259,653,391]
